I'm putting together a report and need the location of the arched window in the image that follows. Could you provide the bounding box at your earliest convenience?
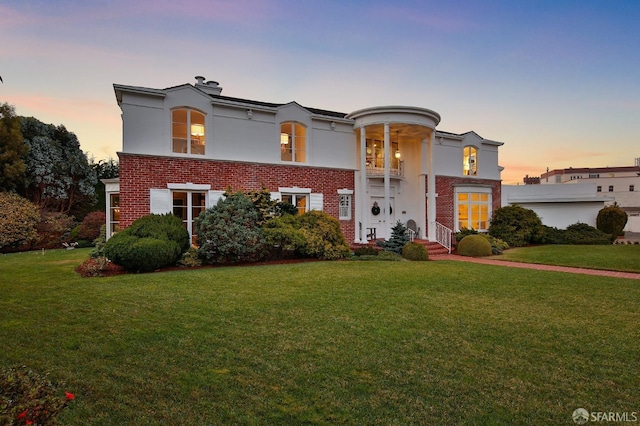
[172,108,205,155]
[280,122,306,162]
[463,146,477,176]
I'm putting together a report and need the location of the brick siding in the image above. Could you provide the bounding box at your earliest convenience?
[118,153,356,241]
[430,175,502,230]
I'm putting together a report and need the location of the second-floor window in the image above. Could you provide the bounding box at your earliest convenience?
[172,108,205,155]
[280,122,306,162]
[463,146,477,176]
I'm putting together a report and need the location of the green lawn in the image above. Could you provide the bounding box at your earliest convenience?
[1,248,639,424]
[495,244,640,273]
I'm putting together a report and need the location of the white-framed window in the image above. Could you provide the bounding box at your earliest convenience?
[280,122,306,162]
[172,191,207,244]
[338,189,353,220]
[281,193,308,215]
[172,108,206,155]
[109,194,120,235]
[456,187,492,231]
[462,146,478,176]
[597,186,602,192]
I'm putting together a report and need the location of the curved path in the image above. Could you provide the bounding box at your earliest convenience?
[430,254,640,280]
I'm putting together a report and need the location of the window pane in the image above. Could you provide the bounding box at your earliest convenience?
[458,193,468,202]
[480,193,489,202]
[458,203,468,229]
[172,192,188,228]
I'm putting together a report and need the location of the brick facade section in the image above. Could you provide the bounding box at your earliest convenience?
[430,175,502,230]
[118,153,356,241]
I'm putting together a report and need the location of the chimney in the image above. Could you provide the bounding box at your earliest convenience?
[194,76,222,95]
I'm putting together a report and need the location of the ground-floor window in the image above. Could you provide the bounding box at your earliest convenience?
[338,189,353,220]
[109,194,120,235]
[172,191,206,244]
[456,188,492,231]
[281,193,308,215]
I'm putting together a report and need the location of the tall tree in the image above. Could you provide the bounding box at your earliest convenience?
[19,117,97,215]
[0,103,27,191]
[90,157,119,213]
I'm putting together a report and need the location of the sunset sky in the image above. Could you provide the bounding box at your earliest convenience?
[1,0,639,184]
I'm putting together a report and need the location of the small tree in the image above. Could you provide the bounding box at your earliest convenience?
[0,192,40,251]
[489,205,544,247]
[596,205,628,237]
[0,103,27,191]
[380,221,410,253]
[195,191,268,263]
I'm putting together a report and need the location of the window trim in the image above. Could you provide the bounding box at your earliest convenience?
[454,186,492,232]
[171,107,206,155]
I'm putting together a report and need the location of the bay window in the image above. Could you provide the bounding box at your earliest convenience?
[456,188,492,231]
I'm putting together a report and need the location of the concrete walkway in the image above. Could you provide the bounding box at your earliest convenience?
[430,254,640,280]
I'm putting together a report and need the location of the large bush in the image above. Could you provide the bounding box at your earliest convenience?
[262,214,307,259]
[297,210,350,260]
[540,223,614,245]
[104,214,189,272]
[596,205,628,237]
[0,192,40,251]
[489,205,544,247]
[196,191,268,263]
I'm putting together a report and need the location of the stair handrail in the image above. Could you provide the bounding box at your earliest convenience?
[434,221,453,253]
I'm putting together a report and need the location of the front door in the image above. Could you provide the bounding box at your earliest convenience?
[369,195,395,240]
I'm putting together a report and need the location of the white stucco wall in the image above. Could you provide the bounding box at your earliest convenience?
[502,183,611,228]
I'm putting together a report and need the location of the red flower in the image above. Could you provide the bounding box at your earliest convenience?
[65,391,75,401]
[17,410,27,419]
[25,421,33,425]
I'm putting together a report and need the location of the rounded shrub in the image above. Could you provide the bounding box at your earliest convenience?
[0,192,40,251]
[401,241,429,261]
[596,205,628,237]
[489,205,544,247]
[103,214,189,272]
[457,234,492,257]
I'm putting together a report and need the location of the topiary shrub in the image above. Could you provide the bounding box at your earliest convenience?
[596,205,628,237]
[297,210,350,260]
[103,214,189,272]
[196,191,268,264]
[489,205,544,247]
[457,234,492,257]
[401,241,429,261]
[0,365,75,426]
[0,192,40,252]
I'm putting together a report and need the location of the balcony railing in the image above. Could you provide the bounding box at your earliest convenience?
[366,161,404,177]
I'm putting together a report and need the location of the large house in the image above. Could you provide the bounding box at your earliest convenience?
[105,76,504,250]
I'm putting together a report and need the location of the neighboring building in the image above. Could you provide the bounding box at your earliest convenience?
[537,161,640,231]
[502,183,612,229]
[106,76,504,248]
[515,161,640,231]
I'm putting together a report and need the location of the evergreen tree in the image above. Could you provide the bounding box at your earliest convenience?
[381,221,410,253]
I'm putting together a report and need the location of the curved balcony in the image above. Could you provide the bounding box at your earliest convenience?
[366,161,404,178]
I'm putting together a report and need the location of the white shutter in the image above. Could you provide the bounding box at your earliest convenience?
[149,189,171,214]
[309,193,323,211]
[207,190,226,208]
[270,192,281,202]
